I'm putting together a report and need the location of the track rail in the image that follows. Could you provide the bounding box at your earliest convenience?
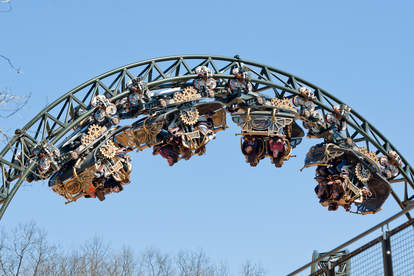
[0,55,412,220]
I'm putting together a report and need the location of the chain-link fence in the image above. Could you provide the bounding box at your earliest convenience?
[390,222,414,275]
[289,206,414,276]
[348,241,384,276]
[310,219,414,276]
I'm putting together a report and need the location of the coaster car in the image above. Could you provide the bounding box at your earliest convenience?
[16,121,130,184]
[13,143,61,183]
[228,66,253,93]
[116,102,227,151]
[231,105,297,136]
[45,124,132,203]
[233,106,304,167]
[299,104,351,146]
[48,134,132,204]
[115,102,227,166]
[303,143,390,214]
[178,103,227,151]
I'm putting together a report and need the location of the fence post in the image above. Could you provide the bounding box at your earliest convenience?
[327,264,335,276]
[382,226,393,276]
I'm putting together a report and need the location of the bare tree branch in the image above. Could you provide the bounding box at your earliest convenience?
[0,89,30,143]
[241,260,266,276]
[1,222,268,276]
[29,228,56,276]
[139,248,175,276]
[0,228,10,276]
[0,127,10,143]
[81,236,110,276]
[0,1,31,145]
[0,0,12,13]
[119,247,136,276]
[0,54,19,73]
[0,89,30,118]
[176,249,220,276]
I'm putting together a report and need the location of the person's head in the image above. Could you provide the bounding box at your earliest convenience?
[111,183,123,193]
[328,202,338,211]
[167,157,174,166]
[167,156,177,166]
[245,145,254,155]
[333,105,341,114]
[92,177,104,187]
[299,86,311,97]
[182,149,192,160]
[316,186,323,198]
[332,189,339,199]
[316,166,328,177]
[388,150,398,159]
[121,177,130,185]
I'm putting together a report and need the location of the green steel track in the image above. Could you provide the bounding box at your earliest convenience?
[0,55,412,220]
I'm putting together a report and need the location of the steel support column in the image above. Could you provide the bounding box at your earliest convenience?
[382,229,393,276]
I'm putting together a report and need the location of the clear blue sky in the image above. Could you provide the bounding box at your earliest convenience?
[1,1,414,275]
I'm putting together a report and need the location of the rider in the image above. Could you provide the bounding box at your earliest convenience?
[153,144,179,166]
[268,137,286,167]
[293,87,325,136]
[314,166,330,204]
[242,136,263,166]
[324,105,350,144]
[197,113,216,143]
[379,150,402,178]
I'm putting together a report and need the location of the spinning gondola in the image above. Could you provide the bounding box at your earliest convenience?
[303,143,390,214]
[232,100,304,167]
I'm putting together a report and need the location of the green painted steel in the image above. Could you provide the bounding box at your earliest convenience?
[0,55,412,220]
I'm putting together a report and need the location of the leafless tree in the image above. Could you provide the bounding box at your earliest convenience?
[1,222,267,276]
[27,228,56,276]
[138,248,175,276]
[0,222,51,276]
[0,227,9,275]
[58,250,87,276]
[176,249,230,276]
[102,246,137,276]
[241,261,265,276]
[80,236,111,276]
[118,247,137,276]
[10,222,37,275]
[0,89,30,142]
[0,1,30,143]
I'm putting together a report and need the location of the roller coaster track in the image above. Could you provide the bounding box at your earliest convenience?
[0,55,413,220]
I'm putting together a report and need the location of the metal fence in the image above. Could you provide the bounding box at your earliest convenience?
[348,241,384,276]
[389,222,414,276]
[311,218,413,276]
[289,204,414,276]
